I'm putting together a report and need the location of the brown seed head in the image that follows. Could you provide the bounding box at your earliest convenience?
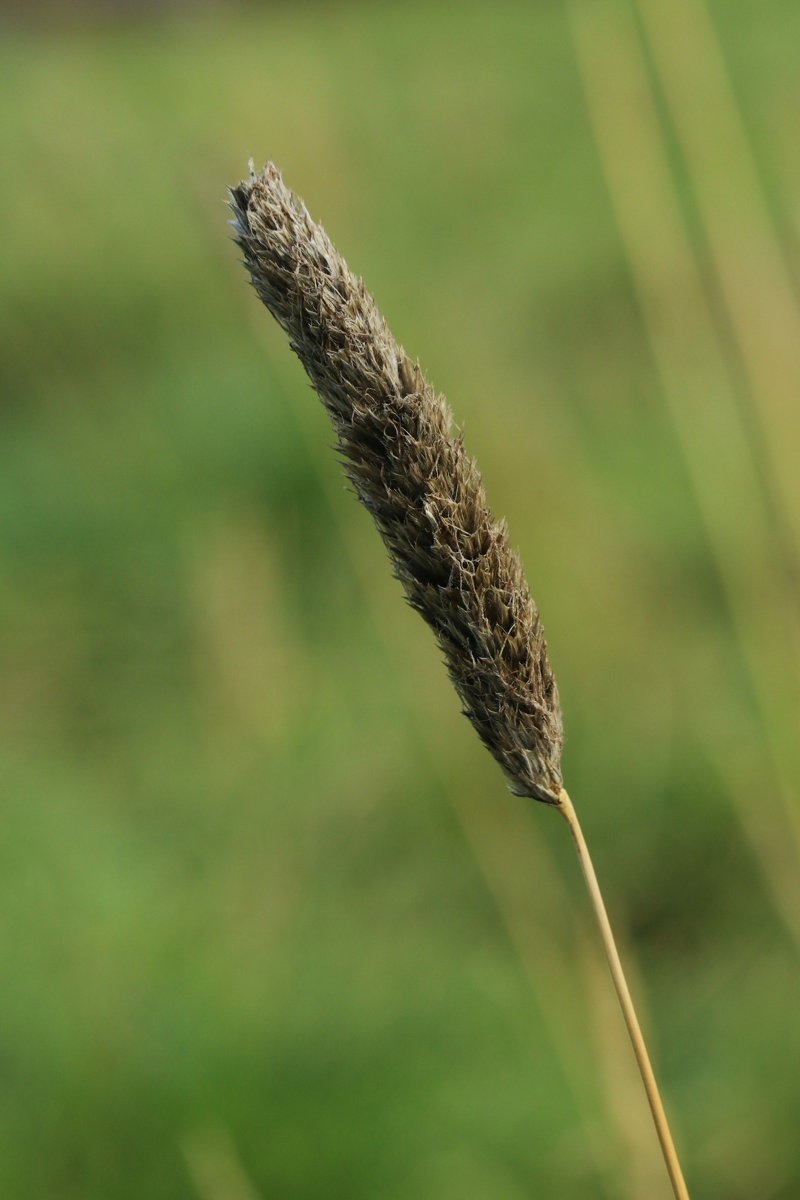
[229,161,563,803]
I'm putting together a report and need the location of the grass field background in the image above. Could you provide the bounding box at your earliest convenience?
[2,1,800,1197]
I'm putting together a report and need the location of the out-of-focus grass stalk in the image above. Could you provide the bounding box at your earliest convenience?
[636,0,800,562]
[566,0,800,951]
[182,1128,262,1200]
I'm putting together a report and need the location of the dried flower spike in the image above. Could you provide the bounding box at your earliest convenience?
[227,161,692,1200]
[229,160,563,803]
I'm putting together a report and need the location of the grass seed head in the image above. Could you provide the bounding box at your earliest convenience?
[229,161,563,803]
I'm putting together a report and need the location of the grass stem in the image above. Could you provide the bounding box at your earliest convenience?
[557,789,689,1200]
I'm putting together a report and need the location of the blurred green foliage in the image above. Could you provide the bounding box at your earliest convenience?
[2,2,800,1197]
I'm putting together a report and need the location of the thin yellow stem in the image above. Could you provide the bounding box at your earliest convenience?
[557,788,690,1200]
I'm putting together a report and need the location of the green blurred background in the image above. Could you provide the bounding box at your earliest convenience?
[2,1,800,1196]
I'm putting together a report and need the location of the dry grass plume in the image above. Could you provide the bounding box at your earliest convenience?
[229,161,563,804]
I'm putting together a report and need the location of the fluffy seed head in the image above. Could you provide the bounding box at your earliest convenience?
[229,161,563,803]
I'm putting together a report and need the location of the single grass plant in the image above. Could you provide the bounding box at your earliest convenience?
[229,161,691,1199]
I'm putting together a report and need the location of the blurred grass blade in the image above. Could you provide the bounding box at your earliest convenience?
[183,1128,262,1200]
[636,0,800,563]
[566,0,800,946]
